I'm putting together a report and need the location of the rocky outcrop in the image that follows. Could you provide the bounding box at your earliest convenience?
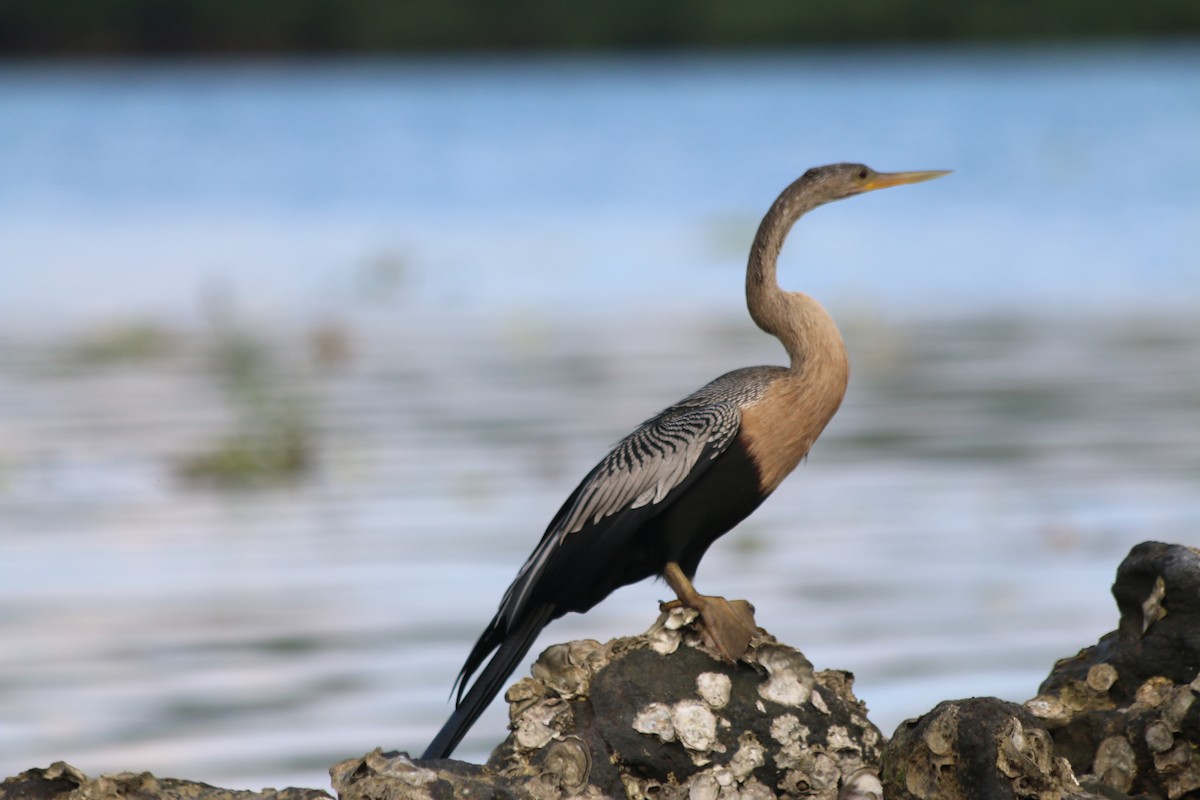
[6,542,1200,800]
[0,760,331,800]
[335,607,883,800]
[882,697,1088,800]
[877,542,1200,800]
[1024,542,1200,799]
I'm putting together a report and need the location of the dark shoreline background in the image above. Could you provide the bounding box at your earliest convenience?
[2,0,1199,58]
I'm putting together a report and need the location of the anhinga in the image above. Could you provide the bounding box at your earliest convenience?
[423,163,949,760]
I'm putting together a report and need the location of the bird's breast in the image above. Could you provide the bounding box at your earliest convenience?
[737,355,849,495]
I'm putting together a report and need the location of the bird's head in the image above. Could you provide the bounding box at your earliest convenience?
[791,163,951,212]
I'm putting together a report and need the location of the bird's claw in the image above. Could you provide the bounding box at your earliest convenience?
[661,595,758,662]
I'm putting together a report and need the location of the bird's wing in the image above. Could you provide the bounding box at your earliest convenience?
[497,397,743,627]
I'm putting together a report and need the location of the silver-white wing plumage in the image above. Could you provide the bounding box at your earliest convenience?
[495,367,777,627]
[562,401,740,531]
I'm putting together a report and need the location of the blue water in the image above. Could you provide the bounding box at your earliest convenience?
[1,46,1199,791]
[2,46,1198,323]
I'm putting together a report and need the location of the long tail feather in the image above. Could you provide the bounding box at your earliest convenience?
[422,603,555,760]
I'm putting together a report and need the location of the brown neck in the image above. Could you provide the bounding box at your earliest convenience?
[745,180,846,373]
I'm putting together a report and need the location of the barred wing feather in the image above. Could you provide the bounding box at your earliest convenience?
[498,397,743,626]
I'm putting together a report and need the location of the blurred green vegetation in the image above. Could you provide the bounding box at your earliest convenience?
[0,0,1197,56]
[63,321,178,365]
[176,307,317,488]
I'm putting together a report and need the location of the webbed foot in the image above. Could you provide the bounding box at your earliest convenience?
[661,563,759,662]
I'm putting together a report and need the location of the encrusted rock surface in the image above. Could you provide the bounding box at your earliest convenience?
[9,541,1200,800]
[881,697,1093,800]
[0,760,331,800]
[479,607,883,800]
[1024,542,1200,799]
[331,749,506,800]
[331,609,883,800]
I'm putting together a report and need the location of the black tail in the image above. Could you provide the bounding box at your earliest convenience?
[422,603,556,760]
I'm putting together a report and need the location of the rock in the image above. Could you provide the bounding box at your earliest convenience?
[880,697,1096,800]
[331,749,510,800]
[331,607,882,800]
[479,606,883,800]
[1025,542,1200,799]
[0,760,330,800]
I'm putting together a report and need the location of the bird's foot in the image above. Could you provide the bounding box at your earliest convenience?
[660,595,758,662]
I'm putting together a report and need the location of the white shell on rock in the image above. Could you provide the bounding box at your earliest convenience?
[666,606,700,631]
[840,767,883,800]
[697,672,733,708]
[809,752,840,792]
[1146,720,1175,753]
[531,640,602,699]
[769,714,809,747]
[673,699,720,753]
[756,644,814,708]
[1142,575,1167,633]
[738,777,776,800]
[1086,662,1118,692]
[825,725,858,754]
[381,755,438,787]
[633,702,676,742]
[644,607,699,655]
[729,733,766,781]
[1024,694,1069,725]
[1163,684,1196,728]
[540,737,593,795]
[513,698,571,750]
[688,771,720,800]
[1094,735,1137,794]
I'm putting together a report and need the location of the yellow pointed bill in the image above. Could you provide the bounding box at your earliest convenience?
[864,170,952,191]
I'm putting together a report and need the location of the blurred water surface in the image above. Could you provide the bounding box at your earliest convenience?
[1,46,1199,790]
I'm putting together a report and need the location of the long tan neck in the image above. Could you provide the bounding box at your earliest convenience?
[745,192,793,354]
[745,179,848,375]
[740,179,851,494]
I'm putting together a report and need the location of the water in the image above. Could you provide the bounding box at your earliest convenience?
[1,46,1199,791]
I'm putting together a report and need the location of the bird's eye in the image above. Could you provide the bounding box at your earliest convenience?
[857,168,869,180]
